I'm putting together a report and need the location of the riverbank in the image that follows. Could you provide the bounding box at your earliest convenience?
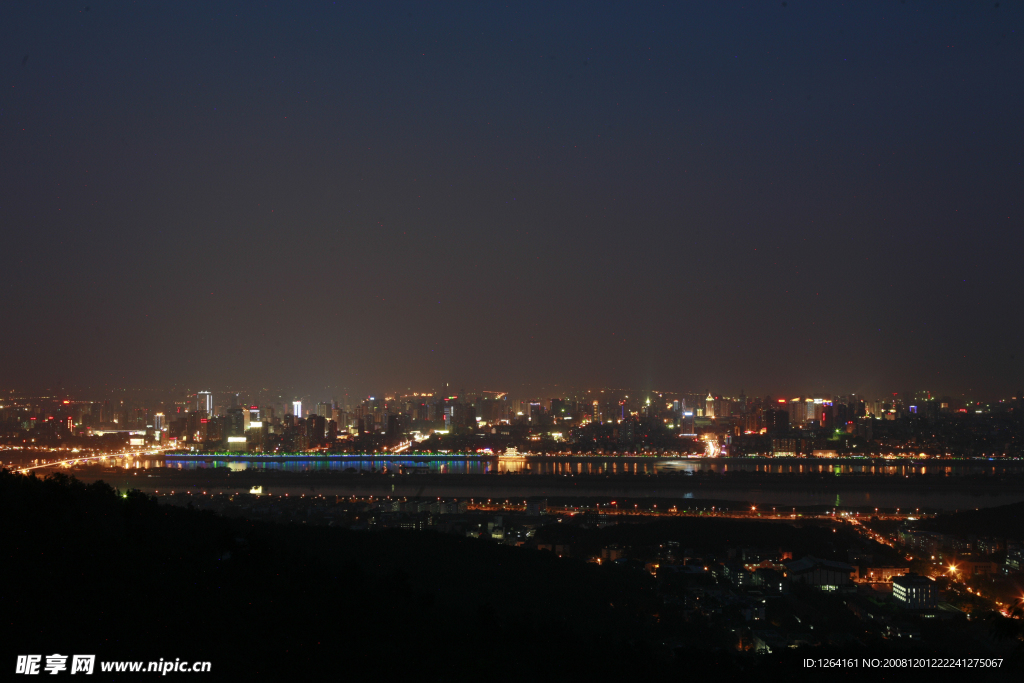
[62,466,1024,511]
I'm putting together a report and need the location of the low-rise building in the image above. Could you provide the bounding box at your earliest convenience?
[892,573,937,610]
[723,562,751,587]
[784,556,855,589]
[753,568,787,593]
[600,545,625,561]
[752,630,787,654]
[862,566,909,583]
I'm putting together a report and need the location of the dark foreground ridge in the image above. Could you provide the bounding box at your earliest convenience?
[916,502,1024,539]
[3,470,1021,681]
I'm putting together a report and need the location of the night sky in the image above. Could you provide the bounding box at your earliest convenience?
[2,2,1022,401]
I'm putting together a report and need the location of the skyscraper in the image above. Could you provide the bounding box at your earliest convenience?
[292,400,302,417]
[197,391,213,415]
[226,408,245,438]
[308,414,326,444]
[765,408,789,435]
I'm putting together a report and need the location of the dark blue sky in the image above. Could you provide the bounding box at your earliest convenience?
[2,1,1022,400]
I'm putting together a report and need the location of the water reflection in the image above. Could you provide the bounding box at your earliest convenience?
[138,457,494,474]
[114,455,1024,477]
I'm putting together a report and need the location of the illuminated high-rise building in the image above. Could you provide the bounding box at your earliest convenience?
[153,413,165,431]
[716,398,731,418]
[292,400,302,417]
[197,391,213,415]
[788,398,803,426]
[705,393,715,419]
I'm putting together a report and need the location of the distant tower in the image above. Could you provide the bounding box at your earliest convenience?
[705,393,715,419]
[292,400,303,417]
[197,391,213,415]
[153,413,165,431]
[226,408,245,438]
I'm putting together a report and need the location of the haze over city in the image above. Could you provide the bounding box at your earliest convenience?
[2,2,1022,399]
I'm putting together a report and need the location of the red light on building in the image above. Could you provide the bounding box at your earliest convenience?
[201,418,209,423]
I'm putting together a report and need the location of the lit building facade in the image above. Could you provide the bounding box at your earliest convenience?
[892,573,937,609]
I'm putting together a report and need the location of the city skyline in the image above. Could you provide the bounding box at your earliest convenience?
[5,379,1022,461]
